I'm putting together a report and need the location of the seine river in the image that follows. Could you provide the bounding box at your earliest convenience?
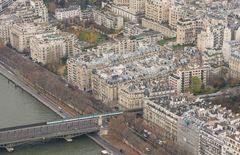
[0,74,102,155]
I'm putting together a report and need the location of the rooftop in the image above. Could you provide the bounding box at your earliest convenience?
[123,78,174,94]
[55,5,81,12]
[147,94,197,116]
[94,53,175,85]
[75,44,161,69]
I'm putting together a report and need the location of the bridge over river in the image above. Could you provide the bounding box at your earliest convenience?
[0,112,123,152]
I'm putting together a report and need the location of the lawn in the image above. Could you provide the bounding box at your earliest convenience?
[65,26,108,45]
[158,37,176,46]
[78,28,108,44]
[172,43,195,50]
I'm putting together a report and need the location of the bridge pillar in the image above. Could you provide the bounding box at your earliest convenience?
[99,127,108,136]
[98,115,103,127]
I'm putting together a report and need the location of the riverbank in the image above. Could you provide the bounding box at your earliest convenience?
[0,62,69,118]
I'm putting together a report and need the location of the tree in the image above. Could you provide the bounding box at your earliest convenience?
[58,0,65,8]
[48,2,57,14]
[209,74,226,89]
[80,0,89,9]
[227,77,240,87]
[189,76,202,94]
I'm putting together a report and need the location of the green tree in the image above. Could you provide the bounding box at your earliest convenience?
[189,76,202,94]
[43,0,48,6]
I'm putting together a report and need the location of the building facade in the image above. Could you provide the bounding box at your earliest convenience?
[144,94,195,141]
[222,40,240,63]
[30,33,66,64]
[30,0,48,22]
[197,24,231,51]
[145,0,170,23]
[169,65,208,93]
[229,51,240,78]
[93,9,124,30]
[177,17,203,45]
[55,5,81,20]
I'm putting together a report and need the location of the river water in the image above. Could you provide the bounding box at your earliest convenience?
[0,74,102,155]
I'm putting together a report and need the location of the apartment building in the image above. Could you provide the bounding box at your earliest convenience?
[67,57,95,92]
[14,7,43,23]
[197,24,231,51]
[142,18,176,37]
[129,0,145,13]
[0,1,48,45]
[30,0,48,22]
[235,26,240,41]
[202,49,224,67]
[60,32,77,57]
[229,51,240,78]
[123,22,146,36]
[222,40,240,63]
[0,14,16,44]
[176,17,203,45]
[110,4,141,23]
[145,0,170,23]
[68,40,203,107]
[177,103,240,155]
[141,0,177,37]
[80,7,93,22]
[91,51,174,106]
[223,135,240,155]
[5,0,48,24]
[93,9,123,30]
[199,106,240,155]
[199,127,225,155]
[169,65,208,93]
[119,78,174,109]
[177,111,204,155]
[67,44,161,92]
[30,33,66,64]
[144,94,196,141]
[55,5,81,20]
[204,12,228,28]
[169,4,189,30]
[10,23,56,52]
[91,73,119,106]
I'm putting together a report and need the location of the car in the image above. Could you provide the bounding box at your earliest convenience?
[101,150,109,155]
[58,106,63,112]
[145,148,151,152]
[143,133,149,138]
